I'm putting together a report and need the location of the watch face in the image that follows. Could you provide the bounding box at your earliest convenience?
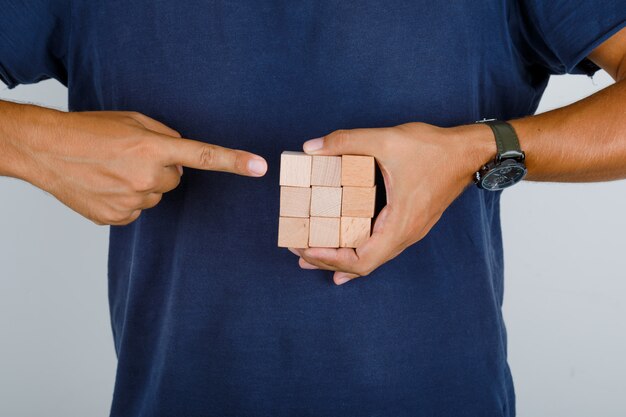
[481,160,527,191]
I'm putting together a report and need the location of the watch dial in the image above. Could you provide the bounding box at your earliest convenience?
[481,161,527,191]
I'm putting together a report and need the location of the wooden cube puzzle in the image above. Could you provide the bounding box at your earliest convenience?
[278,151,375,249]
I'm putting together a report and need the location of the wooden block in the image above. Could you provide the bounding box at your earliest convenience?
[341,155,375,187]
[309,217,340,248]
[310,186,342,217]
[342,186,376,218]
[278,217,310,248]
[340,217,371,248]
[280,186,311,218]
[280,151,312,187]
[311,156,342,186]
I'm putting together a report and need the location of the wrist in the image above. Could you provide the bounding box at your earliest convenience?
[0,101,61,185]
[448,123,497,184]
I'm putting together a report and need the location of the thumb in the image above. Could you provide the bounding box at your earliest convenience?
[163,138,267,177]
[302,128,385,156]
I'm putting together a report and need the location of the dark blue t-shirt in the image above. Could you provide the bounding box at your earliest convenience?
[2,1,625,416]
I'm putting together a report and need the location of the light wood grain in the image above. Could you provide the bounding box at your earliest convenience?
[280,151,312,187]
[342,186,376,218]
[280,186,311,218]
[278,217,310,248]
[340,217,371,248]
[309,217,340,248]
[310,186,342,217]
[341,155,375,187]
[311,156,342,186]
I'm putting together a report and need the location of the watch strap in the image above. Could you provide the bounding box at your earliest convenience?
[483,121,524,161]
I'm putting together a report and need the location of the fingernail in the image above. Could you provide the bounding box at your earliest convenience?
[303,137,324,153]
[177,165,183,176]
[335,275,351,285]
[287,248,300,256]
[248,158,267,176]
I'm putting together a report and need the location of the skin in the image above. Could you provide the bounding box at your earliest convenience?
[291,27,626,285]
[0,104,267,225]
[0,29,624,285]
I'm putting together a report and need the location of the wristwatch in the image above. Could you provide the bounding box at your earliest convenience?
[474,119,527,191]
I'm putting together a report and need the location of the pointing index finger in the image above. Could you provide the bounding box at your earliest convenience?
[163,138,267,177]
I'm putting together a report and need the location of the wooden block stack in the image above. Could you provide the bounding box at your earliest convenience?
[278,152,375,249]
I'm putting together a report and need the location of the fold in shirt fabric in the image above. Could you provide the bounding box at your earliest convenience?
[1,1,624,416]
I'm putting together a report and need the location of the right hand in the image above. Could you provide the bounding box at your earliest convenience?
[18,109,267,225]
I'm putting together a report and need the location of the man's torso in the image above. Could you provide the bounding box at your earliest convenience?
[67,1,549,415]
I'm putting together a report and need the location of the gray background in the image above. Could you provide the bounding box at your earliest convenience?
[1,71,624,416]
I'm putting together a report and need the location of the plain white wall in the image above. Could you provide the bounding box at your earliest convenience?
[0,81,115,417]
[502,71,626,417]
[0,71,624,416]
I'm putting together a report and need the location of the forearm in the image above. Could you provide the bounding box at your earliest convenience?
[510,78,626,182]
[0,100,59,182]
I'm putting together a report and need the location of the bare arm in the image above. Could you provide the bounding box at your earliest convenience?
[292,28,626,284]
[512,28,626,182]
[0,101,267,225]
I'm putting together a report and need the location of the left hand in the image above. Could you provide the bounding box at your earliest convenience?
[289,122,495,285]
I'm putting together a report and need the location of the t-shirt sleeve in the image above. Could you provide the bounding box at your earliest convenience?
[517,0,626,76]
[0,0,70,88]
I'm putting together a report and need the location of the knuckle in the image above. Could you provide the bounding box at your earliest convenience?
[138,135,159,153]
[378,134,394,154]
[147,194,163,208]
[132,173,159,192]
[92,218,106,226]
[198,145,216,168]
[127,136,159,161]
[331,129,351,148]
[400,121,424,131]
[114,209,141,225]
[105,210,129,225]
[166,175,182,191]
[129,179,145,193]
[145,173,159,189]
[359,269,373,277]
[354,263,373,277]
[125,111,142,120]
[233,151,248,173]
[128,210,142,223]
[121,112,144,127]
[126,194,145,209]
